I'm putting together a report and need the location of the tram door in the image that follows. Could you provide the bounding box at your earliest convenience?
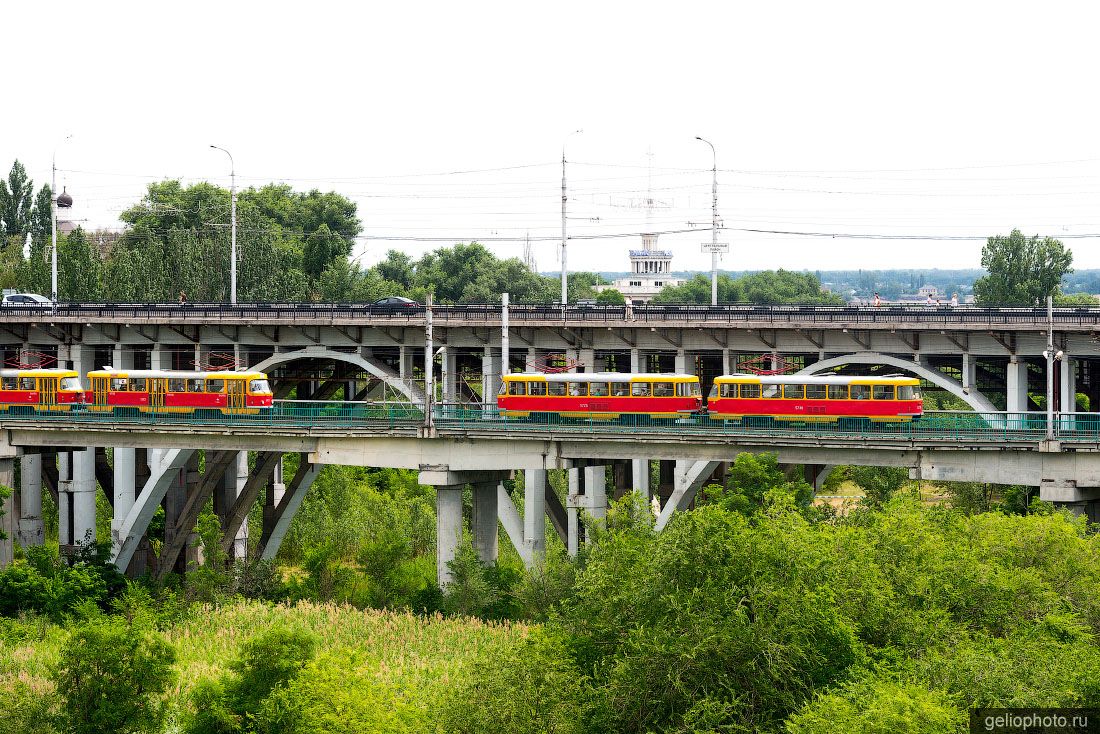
[150,379,167,409]
[227,379,246,411]
[94,377,109,407]
[38,377,57,408]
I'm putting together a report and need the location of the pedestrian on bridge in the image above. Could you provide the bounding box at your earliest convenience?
[179,291,187,304]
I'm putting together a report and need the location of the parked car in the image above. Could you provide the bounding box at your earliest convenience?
[2,293,52,307]
[372,296,420,312]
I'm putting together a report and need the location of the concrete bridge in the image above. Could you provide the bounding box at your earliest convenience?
[2,301,1099,584]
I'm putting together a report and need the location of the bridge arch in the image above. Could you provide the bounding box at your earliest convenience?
[252,347,424,405]
[796,351,996,413]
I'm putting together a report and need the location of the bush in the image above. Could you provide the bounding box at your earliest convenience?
[52,617,177,734]
[787,679,965,734]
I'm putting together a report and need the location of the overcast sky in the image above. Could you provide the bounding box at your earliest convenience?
[6,1,1100,274]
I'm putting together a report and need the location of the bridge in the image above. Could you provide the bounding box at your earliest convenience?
[2,302,1099,583]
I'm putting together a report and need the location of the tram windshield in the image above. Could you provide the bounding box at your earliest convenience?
[897,385,921,400]
[249,379,272,394]
[59,377,82,391]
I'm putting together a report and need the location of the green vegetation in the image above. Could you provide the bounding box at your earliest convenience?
[973,229,1074,306]
[652,269,844,304]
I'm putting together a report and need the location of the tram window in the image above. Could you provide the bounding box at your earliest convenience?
[828,384,848,400]
[2,376,15,390]
[709,384,719,398]
[897,385,920,400]
[20,377,35,390]
[529,382,547,396]
[508,381,526,396]
[873,385,894,400]
[761,384,780,399]
[547,382,566,397]
[691,383,701,396]
[783,384,805,399]
[249,379,271,394]
[653,382,673,397]
[611,382,630,397]
[206,379,224,393]
[130,378,147,391]
[567,382,587,397]
[110,378,128,391]
[850,385,870,400]
[806,384,827,400]
[675,383,690,397]
[188,379,204,392]
[168,379,185,392]
[739,383,761,398]
[719,383,736,398]
[59,377,81,391]
[590,382,609,397]
[631,382,650,397]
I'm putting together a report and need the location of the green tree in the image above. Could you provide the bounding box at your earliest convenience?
[0,161,36,238]
[654,270,843,305]
[595,288,626,305]
[849,465,908,509]
[706,452,814,516]
[786,679,965,734]
[52,618,177,734]
[973,229,1073,305]
[57,228,103,301]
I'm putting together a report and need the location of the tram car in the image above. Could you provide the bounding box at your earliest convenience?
[85,369,273,414]
[0,368,85,411]
[498,372,703,419]
[707,374,922,423]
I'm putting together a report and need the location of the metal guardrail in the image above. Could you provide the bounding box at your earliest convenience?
[3,302,1100,326]
[1,402,1098,445]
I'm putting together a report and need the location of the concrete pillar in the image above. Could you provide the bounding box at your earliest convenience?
[631,459,651,499]
[584,465,607,522]
[111,447,136,555]
[962,353,976,391]
[441,347,458,404]
[481,347,501,410]
[674,349,687,375]
[566,469,581,556]
[1007,357,1029,414]
[162,459,189,574]
[630,348,641,373]
[18,454,44,547]
[221,452,249,560]
[58,452,71,546]
[435,486,463,586]
[470,482,498,565]
[71,449,97,548]
[262,458,286,541]
[399,345,414,383]
[1060,357,1077,413]
[577,349,595,373]
[523,469,547,561]
[722,349,732,375]
[0,459,13,567]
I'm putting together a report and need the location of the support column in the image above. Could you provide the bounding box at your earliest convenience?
[722,349,732,375]
[470,481,498,565]
[399,345,415,384]
[58,452,71,546]
[630,348,641,373]
[566,469,580,556]
[71,448,97,548]
[111,447,136,556]
[584,465,607,523]
[219,452,249,561]
[631,459,651,499]
[441,347,458,404]
[18,454,44,547]
[1060,357,1076,413]
[577,349,595,373]
[961,353,976,392]
[262,458,286,542]
[674,349,687,375]
[523,469,547,562]
[1007,356,1028,414]
[481,347,501,413]
[435,486,463,586]
[0,458,13,567]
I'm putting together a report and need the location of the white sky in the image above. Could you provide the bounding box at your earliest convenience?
[6,1,1100,273]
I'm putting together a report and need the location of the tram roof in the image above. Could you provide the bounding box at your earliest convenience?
[505,372,698,382]
[715,373,919,385]
[0,368,79,377]
[86,369,267,379]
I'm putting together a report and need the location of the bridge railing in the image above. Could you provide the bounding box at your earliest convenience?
[4,302,1100,326]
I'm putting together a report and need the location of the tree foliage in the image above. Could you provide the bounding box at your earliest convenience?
[653,269,843,305]
[973,229,1073,305]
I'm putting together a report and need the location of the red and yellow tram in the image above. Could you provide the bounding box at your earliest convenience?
[85,369,273,414]
[0,369,85,411]
[707,374,922,423]
[498,373,702,419]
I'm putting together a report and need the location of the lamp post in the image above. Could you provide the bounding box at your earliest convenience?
[1042,294,1063,441]
[695,136,719,306]
[51,134,73,304]
[561,129,583,305]
[210,145,237,304]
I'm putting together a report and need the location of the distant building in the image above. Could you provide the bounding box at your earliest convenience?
[596,233,685,304]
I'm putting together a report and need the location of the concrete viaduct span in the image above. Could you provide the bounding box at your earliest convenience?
[3,416,1099,585]
[2,301,1100,581]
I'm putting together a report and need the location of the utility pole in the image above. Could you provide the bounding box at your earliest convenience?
[210,146,237,304]
[695,136,720,306]
[51,134,73,303]
[561,130,582,305]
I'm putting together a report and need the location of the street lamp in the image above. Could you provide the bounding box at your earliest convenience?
[1042,295,1064,441]
[51,134,73,303]
[561,129,583,305]
[695,136,719,306]
[210,145,237,304]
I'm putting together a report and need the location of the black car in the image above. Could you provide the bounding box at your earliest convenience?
[371,296,420,312]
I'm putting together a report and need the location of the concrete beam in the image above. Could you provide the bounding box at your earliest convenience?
[259,459,320,561]
[112,449,196,571]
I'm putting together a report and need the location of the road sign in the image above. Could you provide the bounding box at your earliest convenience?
[701,242,729,253]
